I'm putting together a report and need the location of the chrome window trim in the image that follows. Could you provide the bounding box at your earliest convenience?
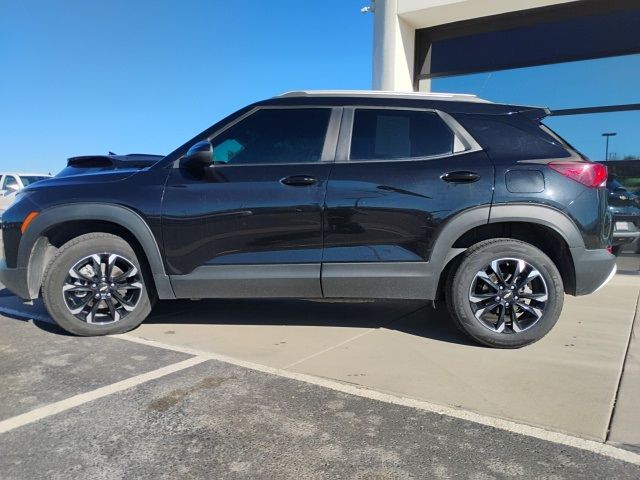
[175,105,340,168]
[337,106,483,164]
[173,104,483,168]
[437,110,483,153]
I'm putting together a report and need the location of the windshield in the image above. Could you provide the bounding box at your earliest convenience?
[19,175,48,186]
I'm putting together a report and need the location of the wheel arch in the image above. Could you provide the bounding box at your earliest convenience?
[18,203,175,300]
[430,204,583,299]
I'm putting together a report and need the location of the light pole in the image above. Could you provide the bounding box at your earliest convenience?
[602,132,617,161]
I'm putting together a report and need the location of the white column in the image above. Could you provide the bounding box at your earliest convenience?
[372,0,416,91]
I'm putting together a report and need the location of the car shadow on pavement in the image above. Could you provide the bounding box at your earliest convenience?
[0,288,476,346]
[145,298,477,347]
[0,287,71,333]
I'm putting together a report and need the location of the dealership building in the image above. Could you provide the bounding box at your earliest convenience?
[369,0,639,92]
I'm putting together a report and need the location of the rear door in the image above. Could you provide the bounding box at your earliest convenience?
[322,106,494,298]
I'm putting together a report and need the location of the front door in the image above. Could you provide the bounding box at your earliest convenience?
[163,106,339,298]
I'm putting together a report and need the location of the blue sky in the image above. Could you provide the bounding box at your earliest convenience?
[1,0,638,173]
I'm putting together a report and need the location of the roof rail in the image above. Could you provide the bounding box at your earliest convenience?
[277,90,490,103]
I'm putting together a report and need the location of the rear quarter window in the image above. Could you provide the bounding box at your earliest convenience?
[454,114,571,161]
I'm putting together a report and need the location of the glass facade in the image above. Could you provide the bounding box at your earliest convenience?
[433,54,640,272]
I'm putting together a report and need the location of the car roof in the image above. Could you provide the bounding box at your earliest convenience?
[259,90,548,118]
[277,90,491,103]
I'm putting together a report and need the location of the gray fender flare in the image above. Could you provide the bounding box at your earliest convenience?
[424,206,490,298]
[19,203,175,299]
[426,204,584,298]
[488,204,584,248]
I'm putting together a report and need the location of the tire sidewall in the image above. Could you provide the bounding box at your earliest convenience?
[450,241,564,348]
[43,235,151,336]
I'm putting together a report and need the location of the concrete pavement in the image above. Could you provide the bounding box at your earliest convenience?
[0,313,639,478]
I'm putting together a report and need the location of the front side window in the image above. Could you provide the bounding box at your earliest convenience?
[350,109,454,160]
[210,108,331,165]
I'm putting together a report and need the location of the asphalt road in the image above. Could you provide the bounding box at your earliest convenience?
[1,289,639,478]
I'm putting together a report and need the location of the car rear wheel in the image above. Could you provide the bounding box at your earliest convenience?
[446,238,564,348]
[42,233,152,336]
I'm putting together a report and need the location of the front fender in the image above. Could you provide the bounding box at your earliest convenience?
[18,203,174,300]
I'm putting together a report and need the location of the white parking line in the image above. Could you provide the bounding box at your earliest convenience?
[114,333,640,466]
[0,356,207,434]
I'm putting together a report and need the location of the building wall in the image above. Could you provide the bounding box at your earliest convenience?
[372,0,579,91]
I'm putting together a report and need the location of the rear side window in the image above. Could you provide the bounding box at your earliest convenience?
[350,109,454,160]
[210,108,331,165]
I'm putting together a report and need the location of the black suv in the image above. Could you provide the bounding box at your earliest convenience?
[0,91,616,348]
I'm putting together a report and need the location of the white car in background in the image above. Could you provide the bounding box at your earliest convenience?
[0,172,51,215]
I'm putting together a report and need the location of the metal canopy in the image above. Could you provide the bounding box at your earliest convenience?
[415,0,640,81]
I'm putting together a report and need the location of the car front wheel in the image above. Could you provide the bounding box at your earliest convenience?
[42,233,152,336]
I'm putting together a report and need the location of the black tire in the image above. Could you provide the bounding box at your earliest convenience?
[42,233,152,336]
[611,245,622,256]
[446,238,564,348]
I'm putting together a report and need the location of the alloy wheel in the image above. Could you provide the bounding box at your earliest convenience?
[468,258,548,334]
[62,253,143,325]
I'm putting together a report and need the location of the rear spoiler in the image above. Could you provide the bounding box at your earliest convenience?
[67,153,164,169]
[515,107,552,122]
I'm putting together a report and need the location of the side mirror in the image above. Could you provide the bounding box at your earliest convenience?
[181,140,213,169]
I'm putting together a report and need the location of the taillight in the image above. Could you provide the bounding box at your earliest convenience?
[548,161,607,188]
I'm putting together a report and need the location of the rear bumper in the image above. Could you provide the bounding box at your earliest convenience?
[571,247,617,296]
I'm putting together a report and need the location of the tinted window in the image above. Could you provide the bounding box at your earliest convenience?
[350,109,454,160]
[455,115,571,161]
[210,108,330,165]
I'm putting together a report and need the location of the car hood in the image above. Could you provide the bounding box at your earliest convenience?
[57,153,165,177]
[19,153,165,192]
[608,186,640,207]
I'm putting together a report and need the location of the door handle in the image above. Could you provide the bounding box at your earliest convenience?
[280,175,318,187]
[441,171,481,183]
